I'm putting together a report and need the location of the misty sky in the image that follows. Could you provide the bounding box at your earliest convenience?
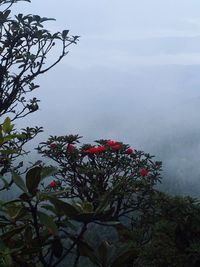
[15,0,200,195]
[17,0,200,66]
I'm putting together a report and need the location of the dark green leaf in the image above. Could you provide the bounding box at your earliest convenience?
[0,225,26,241]
[38,211,58,236]
[47,197,79,218]
[62,30,69,39]
[77,240,100,266]
[40,166,57,180]
[4,10,11,19]
[26,166,42,194]
[52,237,63,258]
[12,172,28,193]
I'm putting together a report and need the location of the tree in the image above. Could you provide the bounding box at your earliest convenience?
[0,0,78,190]
[0,135,163,267]
[0,0,78,121]
[1,1,200,267]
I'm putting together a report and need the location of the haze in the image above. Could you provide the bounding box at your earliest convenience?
[15,0,200,196]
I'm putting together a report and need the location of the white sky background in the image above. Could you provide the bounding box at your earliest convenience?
[14,0,200,195]
[17,0,200,66]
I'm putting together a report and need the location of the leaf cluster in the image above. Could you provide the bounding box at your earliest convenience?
[0,0,78,121]
[1,1,200,267]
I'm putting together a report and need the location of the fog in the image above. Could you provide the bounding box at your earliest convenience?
[13,0,200,197]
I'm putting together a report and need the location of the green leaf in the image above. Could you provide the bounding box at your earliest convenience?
[95,183,123,214]
[52,237,63,258]
[47,197,112,222]
[5,203,23,220]
[0,149,18,155]
[41,204,57,214]
[1,247,13,267]
[0,176,9,189]
[40,166,57,180]
[77,240,100,266]
[47,197,79,219]
[36,190,69,202]
[40,17,56,22]
[12,172,28,193]
[0,225,26,241]
[81,202,94,212]
[2,117,13,134]
[3,10,11,19]
[0,134,24,145]
[62,30,69,39]
[26,166,42,194]
[38,211,58,236]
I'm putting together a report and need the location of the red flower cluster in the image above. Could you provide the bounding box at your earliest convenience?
[67,144,76,152]
[139,168,148,177]
[126,148,134,154]
[106,140,117,146]
[106,140,122,151]
[49,181,57,187]
[49,143,57,149]
[97,146,106,153]
[84,145,106,154]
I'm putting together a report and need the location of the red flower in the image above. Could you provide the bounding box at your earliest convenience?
[126,148,134,154]
[49,143,57,149]
[112,144,122,151]
[139,168,148,177]
[106,140,118,146]
[67,144,76,152]
[49,181,57,187]
[85,146,106,154]
[84,147,99,154]
[106,140,122,151]
[97,146,106,153]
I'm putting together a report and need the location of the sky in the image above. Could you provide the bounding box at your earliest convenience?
[14,0,200,195]
[17,0,200,66]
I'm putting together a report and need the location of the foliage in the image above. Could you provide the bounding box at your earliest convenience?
[111,192,200,267]
[0,116,43,190]
[0,0,77,188]
[0,0,78,121]
[37,135,162,219]
[0,1,200,267]
[0,133,163,266]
